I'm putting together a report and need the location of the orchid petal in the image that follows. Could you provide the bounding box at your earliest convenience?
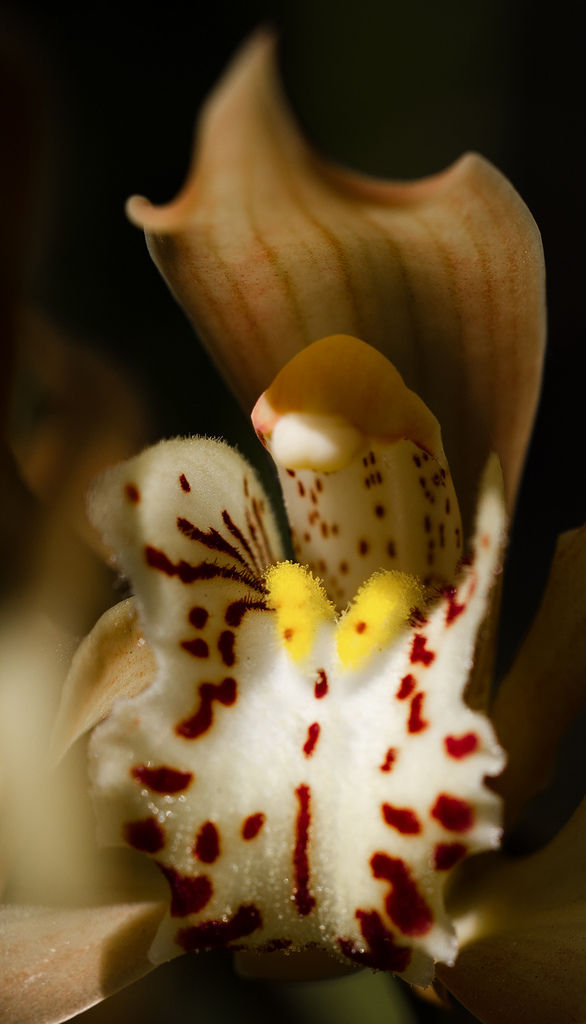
[0,901,165,1024]
[88,438,504,986]
[51,597,157,764]
[126,31,545,517]
[253,336,463,606]
[491,523,586,825]
[436,795,586,1024]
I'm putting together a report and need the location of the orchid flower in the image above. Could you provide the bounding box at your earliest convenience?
[2,29,586,1024]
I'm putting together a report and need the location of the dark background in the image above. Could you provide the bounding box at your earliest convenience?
[2,1,585,1020]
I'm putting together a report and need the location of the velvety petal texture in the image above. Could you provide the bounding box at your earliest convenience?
[491,523,586,825]
[437,794,586,1023]
[84,433,505,987]
[51,597,157,764]
[127,31,545,518]
[0,901,165,1024]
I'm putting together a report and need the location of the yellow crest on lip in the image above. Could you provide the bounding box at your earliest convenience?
[265,561,336,662]
[336,570,424,669]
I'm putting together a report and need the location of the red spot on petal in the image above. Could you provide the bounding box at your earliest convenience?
[408,692,428,733]
[441,585,466,624]
[433,842,468,870]
[314,669,328,699]
[355,621,367,634]
[410,634,435,665]
[371,853,433,936]
[242,813,266,840]
[189,606,209,629]
[195,821,220,863]
[445,733,479,759]
[382,803,421,834]
[293,784,315,917]
[176,904,262,951]
[218,630,236,666]
[176,677,237,739]
[179,474,191,492]
[181,638,209,658]
[338,910,412,973]
[225,599,267,627]
[303,722,320,757]
[131,765,193,794]
[380,748,397,772]
[124,483,140,503]
[145,546,264,591]
[431,794,474,833]
[396,674,416,700]
[123,818,165,853]
[158,865,213,917]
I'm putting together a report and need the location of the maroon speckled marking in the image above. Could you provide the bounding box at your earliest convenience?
[263,938,293,952]
[433,842,467,870]
[303,722,320,757]
[131,765,193,794]
[218,630,236,666]
[189,606,209,629]
[293,784,315,917]
[380,748,397,772]
[222,509,261,574]
[445,733,479,759]
[410,634,435,666]
[251,496,273,563]
[431,794,474,833]
[177,517,248,568]
[371,853,433,936]
[181,638,209,658]
[159,865,213,917]
[382,803,421,834]
[123,818,165,853]
[242,812,266,840]
[441,584,466,624]
[195,821,220,863]
[176,677,237,739]
[396,674,416,700]
[179,474,191,492]
[408,693,428,733]
[338,910,411,972]
[225,599,268,627]
[314,669,328,699]
[410,608,428,627]
[124,483,140,503]
[145,546,264,592]
[176,904,262,951]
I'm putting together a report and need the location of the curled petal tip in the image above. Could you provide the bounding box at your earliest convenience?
[127,30,545,521]
[125,194,152,229]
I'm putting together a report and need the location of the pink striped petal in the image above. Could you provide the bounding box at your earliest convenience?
[126,31,545,518]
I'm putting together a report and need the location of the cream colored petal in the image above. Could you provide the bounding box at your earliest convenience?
[51,598,157,764]
[491,524,586,826]
[89,443,504,986]
[0,901,166,1024]
[127,31,545,519]
[436,795,586,1024]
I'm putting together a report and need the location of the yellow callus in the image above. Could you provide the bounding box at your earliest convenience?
[336,571,423,669]
[265,562,336,662]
